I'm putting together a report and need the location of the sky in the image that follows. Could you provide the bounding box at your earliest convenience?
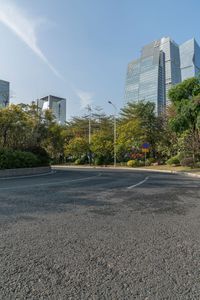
[0,0,200,119]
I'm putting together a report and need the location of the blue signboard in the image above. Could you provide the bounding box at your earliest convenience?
[142,143,150,149]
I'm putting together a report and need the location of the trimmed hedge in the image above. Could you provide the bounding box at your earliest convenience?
[0,149,49,170]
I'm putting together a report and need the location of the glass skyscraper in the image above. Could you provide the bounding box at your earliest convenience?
[0,79,9,108]
[180,38,200,80]
[125,37,200,114]
[160,37,181,105]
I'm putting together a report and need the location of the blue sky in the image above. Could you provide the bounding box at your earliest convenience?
[0,0,200,119]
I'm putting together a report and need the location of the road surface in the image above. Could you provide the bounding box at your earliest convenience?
[0,168,200,299]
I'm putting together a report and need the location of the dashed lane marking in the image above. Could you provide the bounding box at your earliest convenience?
[127,176,149,189]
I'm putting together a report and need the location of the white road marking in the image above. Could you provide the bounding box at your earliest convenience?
[0,175,100,191]
[0,171,56,180]
[127,176,149,189]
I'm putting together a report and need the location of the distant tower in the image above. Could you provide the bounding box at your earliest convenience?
[160,37,181,106]
[37,95,66,124]
[180,38,200,81]
[0,80,10,108]
[124,36,200,114]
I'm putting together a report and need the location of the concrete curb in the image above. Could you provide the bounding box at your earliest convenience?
[180,172,200,178]
[0,166,52,178]
[52,165,200,178]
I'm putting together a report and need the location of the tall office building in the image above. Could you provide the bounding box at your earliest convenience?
[160,37,181,105]
[37,95,66,124]
[125,37,200,114]
[0,79,9,108]
[180,38,200,80]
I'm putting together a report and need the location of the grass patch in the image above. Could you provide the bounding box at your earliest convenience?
[140,165,200,173]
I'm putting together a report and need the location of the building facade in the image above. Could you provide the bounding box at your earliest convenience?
[37,95,66,124]
[0,79,9,108]
[160,37,181,105]
[125,37,200,114]
[180,38,200,81]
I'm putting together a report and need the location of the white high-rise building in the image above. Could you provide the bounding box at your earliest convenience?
[37,95,66,124]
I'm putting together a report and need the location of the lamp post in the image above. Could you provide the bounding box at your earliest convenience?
[108,101,117,167]
[86,105,92,165]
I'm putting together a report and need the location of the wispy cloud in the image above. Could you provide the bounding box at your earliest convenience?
[0,1,94,110]
[0,0,62,79]
[76,90,93,108]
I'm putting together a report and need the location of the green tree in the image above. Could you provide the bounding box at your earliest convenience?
[168,77,200,103]
[44,123,67,163]
[118,101,161,159]
[65,136,89,163]
[116,119,142,161]
[0,104,62,163]
[168,78,200,164]
[64,110,113,164]
[0,105,33,149]
[91,131,113,165]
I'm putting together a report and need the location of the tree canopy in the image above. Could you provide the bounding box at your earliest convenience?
[1,78,200,168]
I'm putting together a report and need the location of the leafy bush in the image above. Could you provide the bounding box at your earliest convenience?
[24,146,50,166]
[74,158,82,165]
[166,155,180,166]
[180,157,194,167]
[74,155,89,165]
[145,158,156,166]
[94,156,104,165]
[0,149,40,169]
[127,160,139,167]
[138,160,145,167]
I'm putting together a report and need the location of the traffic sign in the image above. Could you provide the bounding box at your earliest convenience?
[142,142,150,149]
[142,148,149,153]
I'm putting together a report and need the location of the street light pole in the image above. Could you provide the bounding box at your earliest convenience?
[108,101,117,167]
[86,105,92,165]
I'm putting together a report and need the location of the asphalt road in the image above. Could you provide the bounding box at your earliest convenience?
[0,167,200,299]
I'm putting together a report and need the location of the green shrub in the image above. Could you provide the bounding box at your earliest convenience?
[138,160,145,167]
[74,155,89,165]
[74,158,83,165]
[24,147,50,166]
[148,157,156,164]
[94,156,104,165]
[177,152,185,162]
[0,149,40,169]
[145,158,156,166]
[127,160,139,167]
[166,155,180,166]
